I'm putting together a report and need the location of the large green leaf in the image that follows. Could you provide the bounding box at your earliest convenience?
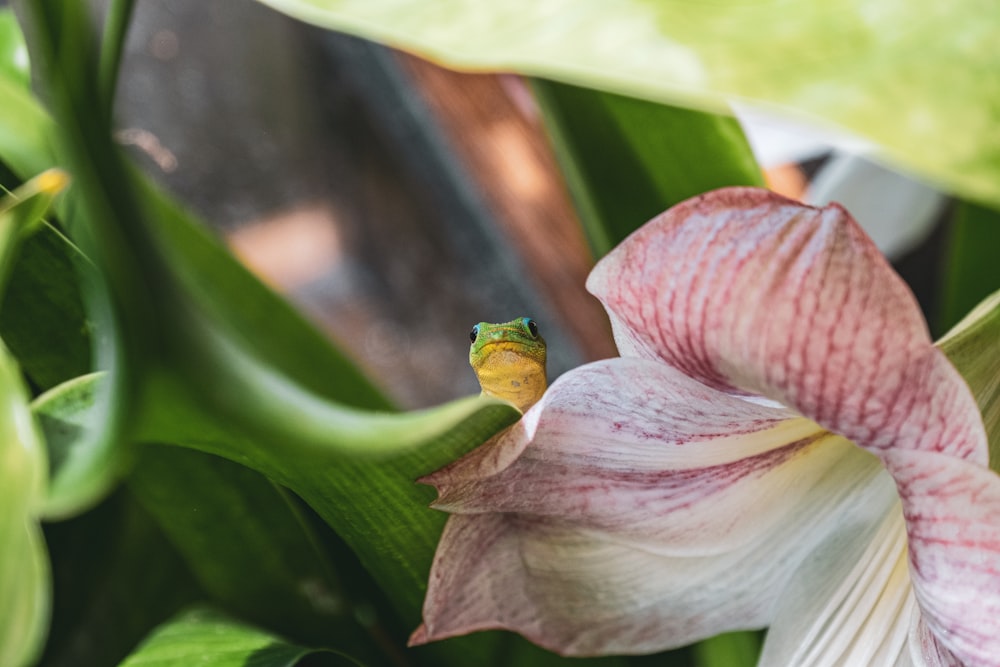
[118,607,358,667]
[691,632,762,667]
[533,80,763,257]
[254,0,1000,208]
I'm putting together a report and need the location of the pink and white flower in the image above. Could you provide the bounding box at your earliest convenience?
[410,188,1000,666]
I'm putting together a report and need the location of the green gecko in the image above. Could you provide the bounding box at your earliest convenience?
[469,317,547,412]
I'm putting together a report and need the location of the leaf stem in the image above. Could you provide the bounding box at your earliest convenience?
[98,0,135,118]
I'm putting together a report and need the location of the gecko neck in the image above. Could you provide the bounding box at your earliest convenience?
[472,348,547,412]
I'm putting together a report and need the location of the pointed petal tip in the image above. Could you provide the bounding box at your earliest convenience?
[407,624,429,647]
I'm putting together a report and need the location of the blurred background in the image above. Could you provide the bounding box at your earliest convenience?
[109,0,605,408]
[83,0,951,409]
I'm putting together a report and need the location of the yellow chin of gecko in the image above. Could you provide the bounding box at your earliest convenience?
[471,344,547,412]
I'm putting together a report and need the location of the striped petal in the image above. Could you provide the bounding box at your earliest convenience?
[585,188,997,663]
[885,450,1000,666]
[416,188,998,664]
[586,187,987,465]
[413,358,895,655]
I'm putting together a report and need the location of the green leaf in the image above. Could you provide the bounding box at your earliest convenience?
[0,9,30,90]
[117,607,359,667]
[255,0,1000,209]
[128,445,388,661]
[938,288,1000,471]
[0,342,48,667]
[532,80,763,257]
[98,0,135,113]
[0,76,56,179]
[0,222,92,391]
[0,169,69,294]
[136,372,518,623]
[34,359,518,614]
[939,202,1000,334]
[0,171,75,666]
[32,372,113,517]
[691,631,761,667]
[134,178,392,414]
[41,489,201,667]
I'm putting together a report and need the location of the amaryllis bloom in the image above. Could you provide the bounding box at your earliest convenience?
[410,188,1000,665]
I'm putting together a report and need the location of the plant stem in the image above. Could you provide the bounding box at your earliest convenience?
[98,0,135,120]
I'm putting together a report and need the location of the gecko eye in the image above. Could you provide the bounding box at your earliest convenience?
[469,325,479,342]
[525,318,539,338]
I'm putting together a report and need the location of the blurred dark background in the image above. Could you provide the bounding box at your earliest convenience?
[104,0,611,408]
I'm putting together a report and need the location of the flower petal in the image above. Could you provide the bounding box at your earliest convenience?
[885,449,1000,666]
[414,358,897,655]
[759,505,916,666]
[426,359,854,550]
[425,356,802,479]
[586,187,987,465]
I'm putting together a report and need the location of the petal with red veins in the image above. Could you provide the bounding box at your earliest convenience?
[425,357,802,482]
[414,358,898,655]
[884,449,1000,666]
[586,187,987,466]
[426,359,868,550]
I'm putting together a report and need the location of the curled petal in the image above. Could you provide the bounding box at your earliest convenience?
[414,359,897,655]
[885,449,1000,666]
[427,359,855,550]
[586,187,987,466]
[425,357,801,480]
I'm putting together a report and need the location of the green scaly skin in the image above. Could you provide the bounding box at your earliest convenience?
[469,318,547,412]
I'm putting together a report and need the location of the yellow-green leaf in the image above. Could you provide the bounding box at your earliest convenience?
[118,607,358,667]
[256,0,1000,207]
[0,343,48,667]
